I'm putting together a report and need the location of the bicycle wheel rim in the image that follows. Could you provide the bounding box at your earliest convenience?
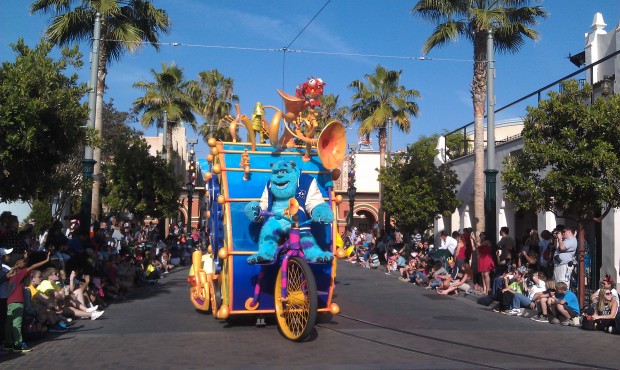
[274,256,317,341]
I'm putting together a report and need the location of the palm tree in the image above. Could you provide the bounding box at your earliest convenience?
[349,65,421,231]
[317,93,350,129]
[412,0,547,234]
[189,69,239,141]
[31,0,172,221]
[132,62,197,161]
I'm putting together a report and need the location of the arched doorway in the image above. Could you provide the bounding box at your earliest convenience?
[352,207,378,234]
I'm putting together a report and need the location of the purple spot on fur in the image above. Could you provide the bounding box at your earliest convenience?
[300,241,314,249]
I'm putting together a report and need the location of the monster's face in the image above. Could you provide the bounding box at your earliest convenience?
[270,160,299,199]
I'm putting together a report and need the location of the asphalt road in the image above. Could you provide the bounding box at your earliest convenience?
[1,261,618,369]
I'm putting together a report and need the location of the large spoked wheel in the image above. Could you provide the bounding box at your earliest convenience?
[274,257,317,342]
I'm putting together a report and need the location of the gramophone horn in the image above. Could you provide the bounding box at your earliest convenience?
[277,89,305,119]
[317,120,347,170]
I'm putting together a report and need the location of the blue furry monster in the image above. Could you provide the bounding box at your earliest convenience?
[245,160,334,264]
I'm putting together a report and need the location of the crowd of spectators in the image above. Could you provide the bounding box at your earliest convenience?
[0,211,203,354]
[341,224,620,334]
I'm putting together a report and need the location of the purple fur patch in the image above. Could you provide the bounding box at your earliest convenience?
[300,241,314,249]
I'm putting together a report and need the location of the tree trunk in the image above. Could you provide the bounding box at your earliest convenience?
[578,224,585,307]
[91,44,107,223]
[378,126,387,232]
[472,33,488,235]
[164,120,173,239]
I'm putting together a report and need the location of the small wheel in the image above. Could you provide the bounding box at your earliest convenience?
[210,278,221,317]
[274,257,317,341]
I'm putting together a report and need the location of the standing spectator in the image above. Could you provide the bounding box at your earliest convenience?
[474,232,494,296]
[461,228,473,264]
[0,215,28,264]
[3,251,50,352]
[548,281,580,326]
[538,230,553,275]
[553,227,578,288]
[411,228,422,248]
[0,249,16,354]
[454,232,467,269]
[496,227,515,275]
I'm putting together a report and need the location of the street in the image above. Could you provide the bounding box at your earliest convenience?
[1,261,618,369]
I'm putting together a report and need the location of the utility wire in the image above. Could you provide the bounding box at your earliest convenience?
[284,0,332,50]
[109,39,473,63]
[281,0,331,96]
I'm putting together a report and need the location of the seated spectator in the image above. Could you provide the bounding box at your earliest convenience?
[582,287,619,333]
[438,263,473,296]
[531,279,557,322]
[38,268,103,321]
[495,269,525,314]
[590,275,619,305]
[508,271,546,316]
[70,273,99,311]
[145,257,163,282]
[27,270,68,333]
[160,249,173,274]
[429,258,458,290]
[400,255,417,281]
[547,281,580,326]
[385,249,405,275]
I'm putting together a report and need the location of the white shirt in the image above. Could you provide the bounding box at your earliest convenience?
[528,280,546,300]
[441,236,457,255]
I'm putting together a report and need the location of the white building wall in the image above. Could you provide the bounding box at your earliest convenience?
[352,152,381,193]
[438,12,619,288]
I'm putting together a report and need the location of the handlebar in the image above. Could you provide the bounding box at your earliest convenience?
[256,209,326,226]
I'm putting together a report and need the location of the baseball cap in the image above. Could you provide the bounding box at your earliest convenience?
[0,248,13,256]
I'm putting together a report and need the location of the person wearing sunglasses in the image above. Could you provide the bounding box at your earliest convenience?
[590,275,618,305]
[582,287,618,333]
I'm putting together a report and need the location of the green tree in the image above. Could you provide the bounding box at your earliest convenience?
[412,0,547,233]
[190,69,239,141]
[26,199,55,231]
[349,65,421,230]
[0,38,88,202]
[31,0,172,220]
[133,62,197,161]
[103,136,181,222]
[379,135,460,232]
[317,93,350,128]
[502,80,620,224]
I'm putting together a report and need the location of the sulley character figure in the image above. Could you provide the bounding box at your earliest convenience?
[245,160,334,264]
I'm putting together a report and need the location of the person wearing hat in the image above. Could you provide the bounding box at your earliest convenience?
[591,275,619,305]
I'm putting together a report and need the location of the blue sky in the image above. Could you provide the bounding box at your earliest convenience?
[1,0,619,161]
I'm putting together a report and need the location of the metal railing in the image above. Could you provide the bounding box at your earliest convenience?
[445,49,620,160]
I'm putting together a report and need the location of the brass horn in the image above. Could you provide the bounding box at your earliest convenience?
[317,121,347,170]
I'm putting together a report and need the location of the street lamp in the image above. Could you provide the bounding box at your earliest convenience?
[347,145,357,229]
[187,139,198,230]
